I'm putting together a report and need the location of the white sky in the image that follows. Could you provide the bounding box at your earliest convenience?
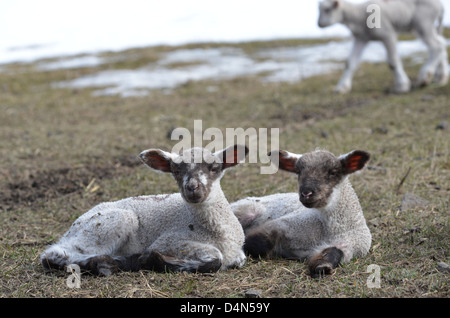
[1,0,450,64]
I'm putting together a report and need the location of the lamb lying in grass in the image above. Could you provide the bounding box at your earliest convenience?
[41,145,248,275]
[232,149,371,277]
[318,0,448,93]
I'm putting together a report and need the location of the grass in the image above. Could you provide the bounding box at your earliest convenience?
[0,35,449,298]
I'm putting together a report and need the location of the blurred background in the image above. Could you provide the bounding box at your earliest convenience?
[2,0,449,64]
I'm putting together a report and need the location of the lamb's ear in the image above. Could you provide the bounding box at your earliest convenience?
[339,150,370,174]
[139,149,175,173]
[268,150,300,173]
[215,144,249,169]
[332,0,339,9]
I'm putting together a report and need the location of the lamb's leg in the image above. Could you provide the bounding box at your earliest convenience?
[335,39,367,94]
[434,52,449,85]
[41,247,121,276]
[139,240,223,273]
[244,230,276,258]
[41,245,72,271]
[81,255,120,276]
[244,212,323,260]
[382,35,411,93]
[139,250,221,273]
[416,27,447,87]
[308,247,344,278]
[76,253,144,275]
[432,36,449,86]
[40,208,139,275]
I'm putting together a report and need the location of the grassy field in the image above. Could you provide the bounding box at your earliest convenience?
[0,34,449,298]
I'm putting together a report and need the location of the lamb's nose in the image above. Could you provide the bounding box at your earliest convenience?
[187,181,200,192]
[301,191,313,198]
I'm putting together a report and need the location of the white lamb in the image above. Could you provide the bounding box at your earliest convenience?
[232,149,371,277]
[40,145,248,275]
[318,0,448,93]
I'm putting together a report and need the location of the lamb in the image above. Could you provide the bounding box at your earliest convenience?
[232,149,371,277]
[40,144,248,276]
[318,0,448,93]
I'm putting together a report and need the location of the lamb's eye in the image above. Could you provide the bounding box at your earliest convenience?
[329,169,339,176]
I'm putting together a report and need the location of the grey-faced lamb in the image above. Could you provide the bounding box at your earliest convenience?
[40,145,248,275]
[232,149,371,277]
[318,0,448,93]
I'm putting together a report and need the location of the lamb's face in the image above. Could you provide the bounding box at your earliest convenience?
[171,148,224,204]
[318,0,342,28]
[140,145,248,204]
[272,149,370,209]
[295,151,343,208]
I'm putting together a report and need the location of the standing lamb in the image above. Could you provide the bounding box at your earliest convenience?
[232,149,371,277]
[318,0,448,93]
[40,145,248,276]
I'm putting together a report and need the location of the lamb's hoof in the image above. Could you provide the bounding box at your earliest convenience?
[310,262,335,278]
[41,256,66,271]
[231,251,247,269]
[97,267,114,277]
[334,85,351,94]
[308,246,343,278]
[393,83,411,94]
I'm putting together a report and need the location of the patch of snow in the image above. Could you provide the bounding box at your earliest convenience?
[54,38,449,97]
[55,48,281,97]
[38,55,104,70]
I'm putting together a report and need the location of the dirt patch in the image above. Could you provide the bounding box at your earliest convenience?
[0,155,142,211]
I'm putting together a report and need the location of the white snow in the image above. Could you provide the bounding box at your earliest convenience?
[54,47,283,96]
[38,55,104,70]
[53,38,449,97]
[1,0,449,96]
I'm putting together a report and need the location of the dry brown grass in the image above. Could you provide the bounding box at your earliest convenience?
[0,36,448,299]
